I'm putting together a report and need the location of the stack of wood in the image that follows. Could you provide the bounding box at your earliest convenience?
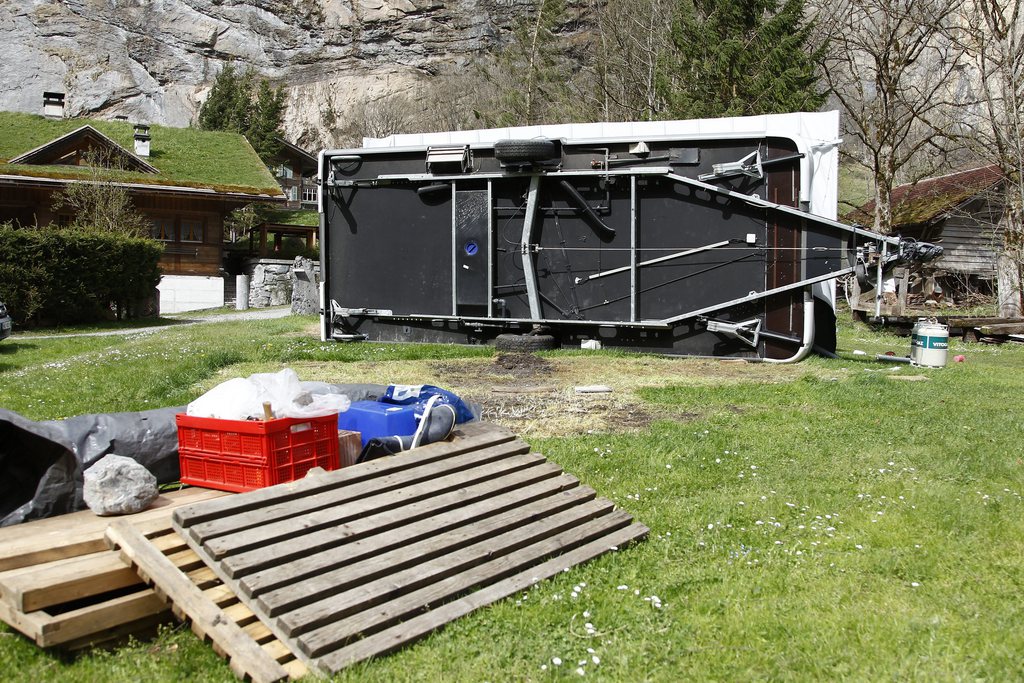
[0,487,227,650]
[1,422,647,681]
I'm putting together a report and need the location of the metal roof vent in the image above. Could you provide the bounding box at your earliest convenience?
[425,145,471,174]
[43,92,65,118]
[133,124,151,157]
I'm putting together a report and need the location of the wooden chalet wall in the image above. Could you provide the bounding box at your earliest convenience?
[0,183,252,278]
[136,194,232,277]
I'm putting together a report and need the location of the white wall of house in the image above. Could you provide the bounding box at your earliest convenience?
[157,275,224,314]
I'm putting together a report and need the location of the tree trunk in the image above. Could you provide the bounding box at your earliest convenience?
[996,253,1022,317]
[998,185,1024,317]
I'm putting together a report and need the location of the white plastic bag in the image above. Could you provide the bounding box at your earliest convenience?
[186,369,350,420]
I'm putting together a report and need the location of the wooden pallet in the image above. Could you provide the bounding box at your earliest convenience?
[0,487,229,649]
[106,523,306,683]
[171,422,648,675]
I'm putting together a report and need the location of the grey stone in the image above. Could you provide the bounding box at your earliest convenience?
[83,454,159,516]
[291,256,320,315]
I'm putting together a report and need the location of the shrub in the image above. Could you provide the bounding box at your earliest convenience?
[0,225,163,327]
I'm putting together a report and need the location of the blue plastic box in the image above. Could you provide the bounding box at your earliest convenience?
[338,400,420,447]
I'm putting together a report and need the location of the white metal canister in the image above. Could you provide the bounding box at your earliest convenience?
[910,319,949,368]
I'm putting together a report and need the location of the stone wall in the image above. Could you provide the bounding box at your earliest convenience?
[244,258,320,308]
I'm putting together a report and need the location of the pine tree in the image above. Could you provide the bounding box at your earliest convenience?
[198,65,285,162]
[659,0,826,119]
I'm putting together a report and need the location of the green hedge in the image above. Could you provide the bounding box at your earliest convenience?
[0,226,163,327]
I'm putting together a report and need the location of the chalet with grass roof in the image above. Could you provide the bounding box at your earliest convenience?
[848,165,1006,283]
[0,110,285,313]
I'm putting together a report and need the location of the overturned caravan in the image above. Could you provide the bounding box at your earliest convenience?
[319,112,922,361]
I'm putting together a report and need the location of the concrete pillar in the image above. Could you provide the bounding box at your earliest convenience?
[235,274,249,310]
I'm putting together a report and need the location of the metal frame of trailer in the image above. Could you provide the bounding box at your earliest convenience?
[317,112,924,361]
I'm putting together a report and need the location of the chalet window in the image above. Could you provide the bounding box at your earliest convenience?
[288,186,299,201]
[277,165,294,180]
[152,217,175,241]
[302,185,317,203]
[181,218,204,243]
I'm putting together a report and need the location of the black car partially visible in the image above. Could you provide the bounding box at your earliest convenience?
[0,299,11,341]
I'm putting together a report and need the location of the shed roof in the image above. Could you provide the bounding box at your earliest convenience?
[0,111,284,198]
[847,165,1004,228]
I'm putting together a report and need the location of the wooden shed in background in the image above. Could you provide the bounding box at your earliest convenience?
[850,165,1006,282]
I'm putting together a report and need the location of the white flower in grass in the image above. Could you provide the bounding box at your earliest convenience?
[576,667,586,675]
[552,657,562,666]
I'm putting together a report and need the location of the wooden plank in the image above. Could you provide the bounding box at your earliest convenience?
[298,510,633,657]
[243,619,276,643]
[186,566,220,589]
[185,437,532,547]
[0,592,47,643]
[224,462,569,582]
[0,551,139,613]
[105,522,290,683]
[199,451,550,563]
[316,522,649,674]
[51,612,170,652]
[281,659,308,680]
[980,322,1024,335]
[36,589,169,648]
[239,476,584,598]
[276,499,620,638]
[150,531,190,554]
[202,584,237,607]
[167,548,204,572]
[223,602,258,626]
[261,639,294,662]
[0,487,229,572]
[173,422,515,529]
[256,484,595,618]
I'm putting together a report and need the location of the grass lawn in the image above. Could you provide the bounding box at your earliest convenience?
[0,313,1022,681]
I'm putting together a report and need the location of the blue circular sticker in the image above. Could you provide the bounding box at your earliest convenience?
[464,240,479,256]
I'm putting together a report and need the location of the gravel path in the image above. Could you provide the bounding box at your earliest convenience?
[13,306,295,340]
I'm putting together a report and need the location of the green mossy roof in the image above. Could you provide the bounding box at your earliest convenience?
[0,111,283,197]
[264,209,319,227]
[844,165,1003,228]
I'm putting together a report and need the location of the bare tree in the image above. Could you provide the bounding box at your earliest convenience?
[418,65,486,133]
[954,0,1024,315]
[574,0,675,121]
[816,0,967,234]
[51,148,152,237]
[334,93,417,147]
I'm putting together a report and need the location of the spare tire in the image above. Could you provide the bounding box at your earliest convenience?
[494,333,558,352]
[494,139,558,163]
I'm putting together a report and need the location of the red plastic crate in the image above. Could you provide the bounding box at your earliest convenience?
[176,413,340,493]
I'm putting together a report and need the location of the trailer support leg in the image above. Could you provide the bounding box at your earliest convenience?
[521,175,543,320]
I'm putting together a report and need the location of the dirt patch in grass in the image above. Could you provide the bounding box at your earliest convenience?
[284,350,841,438]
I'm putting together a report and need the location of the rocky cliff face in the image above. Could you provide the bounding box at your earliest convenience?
[0,0,528,149]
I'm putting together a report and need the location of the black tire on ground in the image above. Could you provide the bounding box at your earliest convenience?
[493,139,558,163]
[494,333,558,352]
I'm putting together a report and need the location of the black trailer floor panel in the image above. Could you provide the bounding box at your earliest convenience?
[319,113,912,361]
